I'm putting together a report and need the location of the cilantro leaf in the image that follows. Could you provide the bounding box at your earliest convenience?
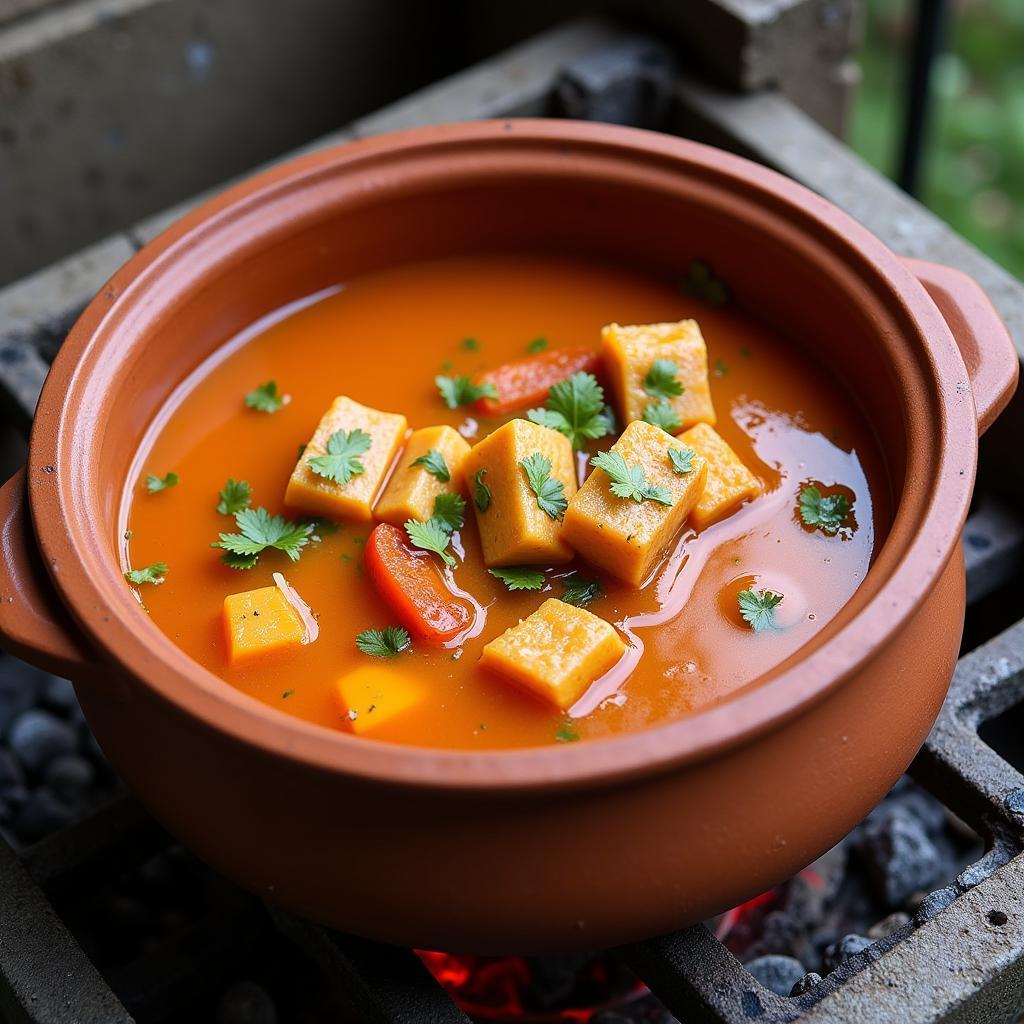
[642,399,682,433]
[307,429,372,486]
[520,452,568,520]
[431,492,466,533]
[245,380,287,413]
[213,507,313,569]
[217,478,252,515]
[405,518,456,567]
[738,589,783,632]
[799,485,851,535]
[560,571,602,608]
[668,447,696,475]
[643,359,684,400]
[526,371,610,450]
[473,469,491,512]
[489,567,546,591]
[356,626,412,658]
[435,375,498,409]
[591,450,673,506]
[411,449,450,482]
[527,337,548,353]
[555,720,579,743]
[680,260,730,306]
[124,562,167,585]
[461,337,480,352]
[145,472,178,493]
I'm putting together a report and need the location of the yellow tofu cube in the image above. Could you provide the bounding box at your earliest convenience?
[601,320,716,431]
[223,584,307,666]
[374,425,471,527]
[562,420,708,586]
[461,419,577,567]
[285,396,407,522]
[336,664,424,736]
[679,422,762,529]
[480,598,626,710]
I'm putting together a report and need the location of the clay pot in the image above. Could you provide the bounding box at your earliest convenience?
[0,121,1017,953]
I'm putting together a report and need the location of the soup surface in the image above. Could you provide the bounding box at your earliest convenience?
[122,253,890,749]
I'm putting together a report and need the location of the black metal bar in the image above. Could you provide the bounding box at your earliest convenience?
[897,0,950,196]
[268,909,472,1024]
[0,835,134,1024]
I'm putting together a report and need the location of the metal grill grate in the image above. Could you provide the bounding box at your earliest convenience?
[2,17,1024,1024]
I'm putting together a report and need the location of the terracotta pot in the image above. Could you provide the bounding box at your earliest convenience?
[0,121,1017,954]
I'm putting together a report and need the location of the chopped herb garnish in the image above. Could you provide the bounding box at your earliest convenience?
[668,447,697,475]
[527,337,548,353]
[714,359,729,377]
[473,469,491,512]
[560,572,602,608]
[145,472,178,493]
[738,589,783,633]
[489,567,546,591]
[526,371,611,450]
[439,359,454,372]
[643,358,684,400]
[740,345,752,359]
[799,485,851,535]
[591,450,673,506]
[340,553,353,564]
[405,518,455,566]
[356,626,412,658]
[217,478,252,515]
[555,721,580,743]
[281,689,295,699]
[411,448,450,482]
[213,507,313,569]
[435,374,498,409]
[680,260,730,306]
[461,337,480,351]
[431,492,466,532]
[642,399,682,433]
[520,452,568,520]
[245,380,287,413]
[124,530,133,540]
[125,562,167,585]
[307,428,371,486]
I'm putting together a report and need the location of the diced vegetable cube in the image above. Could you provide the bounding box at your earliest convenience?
[364,523,475,644]
[479,598,626,710]
[562,420,708,586]
[473,347,601,416]
[461,419,577,567]
[336,664,424,736]
[222,582,309,665]
[285,396,407,522]
[678,422,762,529]
[374,425,470,527]
[601,320,716,431]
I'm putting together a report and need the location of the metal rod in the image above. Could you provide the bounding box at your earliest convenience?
[897,0,950,196]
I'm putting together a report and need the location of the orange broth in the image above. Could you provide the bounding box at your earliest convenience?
[122,253,890,749]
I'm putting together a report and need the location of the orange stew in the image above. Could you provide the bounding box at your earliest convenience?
[122,253,890,749]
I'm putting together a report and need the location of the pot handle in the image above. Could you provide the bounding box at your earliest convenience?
[904,258,1019,435]
[0,468,102,682]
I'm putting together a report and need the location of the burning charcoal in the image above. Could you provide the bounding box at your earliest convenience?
[896,790,949,835]
[216,980,278,1024]
[7,710,78,774]
[523,954,595,1011]
[745,954,806,996]
[913,886,958,923]
[39,676,78,716]
[44,753,96,803]
[867,911,910,939]
[858,808,943,908]
[823,934,872,970]
[12,788,72,842]
[790,972,822,996]
[590,1015,632,1024]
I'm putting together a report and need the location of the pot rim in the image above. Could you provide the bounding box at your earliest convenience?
[28,119,976,792]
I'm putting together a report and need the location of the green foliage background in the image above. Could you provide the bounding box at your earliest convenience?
[854,0,1024,277]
